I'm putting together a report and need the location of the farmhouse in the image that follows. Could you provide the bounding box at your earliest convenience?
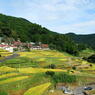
[0,44,17,52]
[31,46,42,50]
[12,41,22,46]
[0,37,49,52]
[40,44,49,50]
[30,42,49,50]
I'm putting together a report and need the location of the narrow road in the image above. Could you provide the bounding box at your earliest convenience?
[0,53,19,63]
[73,85,95,95]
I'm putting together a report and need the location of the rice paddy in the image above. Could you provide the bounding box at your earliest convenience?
[0,66,16,72]
[24,82,51,95]
[0,76,29,85]
[18,67,67,74]
[0,73,19,79]
[0,50,95,95]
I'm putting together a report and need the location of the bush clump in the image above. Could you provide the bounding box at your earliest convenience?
[52,73,76,84]
[45,71,55,77]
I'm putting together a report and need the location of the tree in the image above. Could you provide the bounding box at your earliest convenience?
[78,44,87,51]
[87,54,95,63]
[45,71,55,77]
[48,64,56,69]
[1,28,12,37]
[72,66,76,70]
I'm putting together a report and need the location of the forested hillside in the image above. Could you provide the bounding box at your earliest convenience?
[66,33,95,49]
[0,14,87,55]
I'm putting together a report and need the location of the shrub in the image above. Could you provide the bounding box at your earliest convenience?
[13,48,18,52]
[89,64,93,67]
[87,54,95,63]
[45,71,55,77]
[48,64,56,69]
[72,66,76,70]
[0,92,8,95]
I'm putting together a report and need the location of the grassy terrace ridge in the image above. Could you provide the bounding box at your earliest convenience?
[18,67,67,73]
[0,66,16,72]
[0,73,19,79]
[0,49,13,60]
[0,76,29,85]
[24,82,51,95]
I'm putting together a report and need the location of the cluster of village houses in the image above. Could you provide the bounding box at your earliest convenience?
[0,40,49,52]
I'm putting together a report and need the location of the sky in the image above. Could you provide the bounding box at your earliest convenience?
[0,0,95,34]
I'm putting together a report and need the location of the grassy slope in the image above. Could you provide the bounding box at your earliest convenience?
[79,48,95,58]
[0,76,29,85]
[0,50,95,95]
[66,33,95,49]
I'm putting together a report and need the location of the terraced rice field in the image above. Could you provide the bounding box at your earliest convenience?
[0,50,95,95]
[0,73,19,79]
[0,52,12,56]
[18,50,68,58]
[0,49,12,61]
[0,50,12,57]
[18,67,67,73]
[0,76,29,85]
[0,66,66,74]
[18,50,75,68]
[24,82,51,95]
[0,66,16,72]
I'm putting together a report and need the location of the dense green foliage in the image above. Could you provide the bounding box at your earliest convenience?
[52,73,76,84]
[47,64,56,69]
[0,91,8,95]
[85,54,95,63]
[45,71,55,77]
[0,14,84,55]
[66,33,95,50]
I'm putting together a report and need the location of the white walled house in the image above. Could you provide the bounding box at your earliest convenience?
[0,44,17,52]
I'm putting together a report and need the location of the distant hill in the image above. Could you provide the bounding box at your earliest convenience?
[0,13,57,41]
[66,33,95,49]
[0,14,78,55]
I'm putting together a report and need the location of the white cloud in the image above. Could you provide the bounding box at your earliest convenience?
[50,20,95,34]
[0,0,95,34]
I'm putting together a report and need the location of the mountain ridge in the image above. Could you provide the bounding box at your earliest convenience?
[66,33,95,49]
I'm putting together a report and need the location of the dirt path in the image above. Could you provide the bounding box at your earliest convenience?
[73,85,95,95]
[0,53,19,63]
